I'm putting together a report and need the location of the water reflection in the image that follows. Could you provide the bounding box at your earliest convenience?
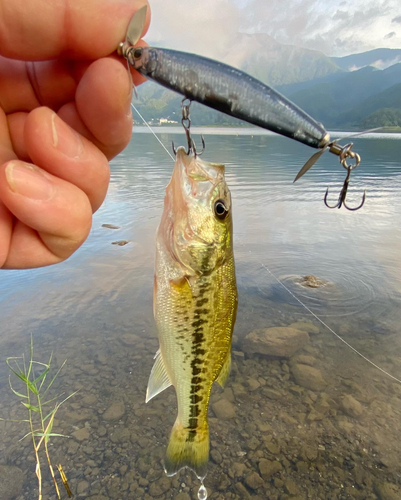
[1,130,401,499]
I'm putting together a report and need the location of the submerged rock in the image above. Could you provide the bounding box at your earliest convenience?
[291,363,326,391]
[242,327,309,358]
[375,481,401,500]
[258,458,282,479]
[341,394,364,418]
[295,275,329,288]
[244,471,264,490]
[103,401,125,421]
[288,321,320,335]
[72,427,90,441]
[0,465,24,500]
[212,399,236,419]
[112,240,129,246]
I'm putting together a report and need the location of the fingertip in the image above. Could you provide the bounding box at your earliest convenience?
[7,112,30,161]
[0,159,93,259]
[75,57,133,155]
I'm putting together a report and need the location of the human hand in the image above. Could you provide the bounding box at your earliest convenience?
[0,0,150,269]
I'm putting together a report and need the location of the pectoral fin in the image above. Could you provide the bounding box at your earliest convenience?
[146,349,172,403]
[216,352,231,388]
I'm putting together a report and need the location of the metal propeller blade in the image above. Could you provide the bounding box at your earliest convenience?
[294,127,382,183]
[293,146,328,183]
[126,5,148,45]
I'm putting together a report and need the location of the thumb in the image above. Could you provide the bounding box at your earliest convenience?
[0,0,150,60]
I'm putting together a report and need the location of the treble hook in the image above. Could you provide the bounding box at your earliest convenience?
[324,144,365,211]
[191,135,206,156]
[324,167,366,210]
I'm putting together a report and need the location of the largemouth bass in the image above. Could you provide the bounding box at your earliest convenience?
[147,147,238,479]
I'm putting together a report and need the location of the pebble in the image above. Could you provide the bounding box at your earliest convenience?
[103,401,125,421]
[258,458,282,479]
[77,480,90,494]
[212,399,236,419]
[119,334,141,346]
[266,441,280,454]
[0,465,24,500]
[341,394,364,418]
[211,449,223,464]
[375,482,401,500]
[284,478,299,495]
[291,363,326,391]
[174,493,191,500]
[72,427,90,441]
[247,378,260,391]
[110,427,131,443]
[243,327,309,358]
[244,471,264,490]
[112,240,129,246]
[148,476,171,496]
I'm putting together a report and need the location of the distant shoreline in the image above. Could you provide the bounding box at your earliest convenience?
[132,125,401,137]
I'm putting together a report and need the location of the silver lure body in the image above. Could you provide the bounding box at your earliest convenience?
[126,46,330,149]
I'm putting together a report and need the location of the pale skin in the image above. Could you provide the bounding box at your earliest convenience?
[0,0,151,269]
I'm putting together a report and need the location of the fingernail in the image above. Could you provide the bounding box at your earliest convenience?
[5,161,54,200]
[51,112,83,158]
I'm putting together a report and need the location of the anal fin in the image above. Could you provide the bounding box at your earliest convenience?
[146,349,172,403]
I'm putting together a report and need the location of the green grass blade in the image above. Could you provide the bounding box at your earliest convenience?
[42,394,64,408]
[0,418,30,423]
[42,359,67,396]
[8,376,28,399]
[35,433,69,438]
[32,368,50,386]
[22,402,40,412]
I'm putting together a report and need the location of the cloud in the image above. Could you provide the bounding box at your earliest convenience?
[145,0,401,58]
[384,31,396,38]
[371,56,401,68]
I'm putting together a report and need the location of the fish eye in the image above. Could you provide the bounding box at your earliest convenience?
[214,199,229,220]
[133,47,143,59]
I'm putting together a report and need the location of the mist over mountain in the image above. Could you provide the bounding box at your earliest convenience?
[332,48,401,71]
[283,64,401,127]
[135,35,401,130]
[223,33,341,87]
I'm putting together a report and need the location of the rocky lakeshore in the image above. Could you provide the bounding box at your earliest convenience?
[1,303,401,500]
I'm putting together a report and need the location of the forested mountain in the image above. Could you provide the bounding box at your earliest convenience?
[134,38,401,130]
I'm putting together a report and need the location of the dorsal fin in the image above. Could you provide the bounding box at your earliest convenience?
[146,349,172,403]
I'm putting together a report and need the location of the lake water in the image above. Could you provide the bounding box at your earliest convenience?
[1,128,401,500]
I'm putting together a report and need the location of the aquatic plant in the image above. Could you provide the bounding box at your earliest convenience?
[0,337,75,500]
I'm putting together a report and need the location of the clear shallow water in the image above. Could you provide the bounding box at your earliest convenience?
[1,129,401,499]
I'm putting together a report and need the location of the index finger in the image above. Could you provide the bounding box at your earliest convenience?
[0,0,150,60]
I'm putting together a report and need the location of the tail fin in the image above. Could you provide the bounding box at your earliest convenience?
[164,418,209,479]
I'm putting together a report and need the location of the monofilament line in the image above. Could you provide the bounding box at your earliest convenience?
[261,264,401,384]
[129,99,399,384]
[131,103,175,162]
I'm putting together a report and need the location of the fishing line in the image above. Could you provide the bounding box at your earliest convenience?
[130,103,175,162]
[261,263,401,385]
[129,97,401,385]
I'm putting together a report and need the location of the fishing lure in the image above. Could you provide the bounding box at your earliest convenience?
[118,6,365,209]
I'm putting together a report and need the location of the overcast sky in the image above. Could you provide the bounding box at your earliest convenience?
[145,0,401,58]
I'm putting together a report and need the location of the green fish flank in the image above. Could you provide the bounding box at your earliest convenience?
[147,147,238,479]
